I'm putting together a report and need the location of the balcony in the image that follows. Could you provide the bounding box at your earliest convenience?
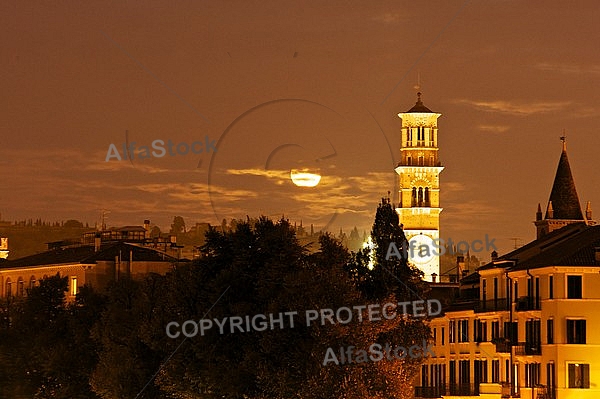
[415,384,480,398]
[501,382,520,398]
[476,298,509,312]
[414,385,445,398]
[514,341,542,355]
[515,296,541,311]
[492,337,512,353]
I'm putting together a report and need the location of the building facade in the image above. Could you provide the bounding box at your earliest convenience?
[0,221,185,301]
[414,143,599,399]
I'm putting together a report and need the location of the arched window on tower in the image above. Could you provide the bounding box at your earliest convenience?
[412,187,417,207]
[17,277,24,297]
[407,128,412,145]
[418,187,424,207]
[418,156,424,166]
[425,187,430,207]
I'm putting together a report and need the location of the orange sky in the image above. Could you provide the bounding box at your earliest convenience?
[1,1,599,256]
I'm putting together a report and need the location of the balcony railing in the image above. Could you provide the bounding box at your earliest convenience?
[514,342,542,355]
[515,296,541,311]
[415,384,480,398]
[476,298,509,312]
[414,385,445,398]
[501,382,520,398]
[492,337,512,353]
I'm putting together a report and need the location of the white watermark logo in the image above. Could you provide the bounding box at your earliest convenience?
[323,340,435,365]
[105,136,217,161]
[165,300,442,339]
[386,235,498,261]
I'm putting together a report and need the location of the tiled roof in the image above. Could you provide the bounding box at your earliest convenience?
[406,92,434,113]
[476,223,600,272]
[0,242,179,269]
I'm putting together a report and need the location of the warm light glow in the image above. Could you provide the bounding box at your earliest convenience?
[290,169,321,187]
[362,236,375,270]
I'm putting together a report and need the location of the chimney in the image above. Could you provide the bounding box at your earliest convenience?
[546,201,554,219]
[457,255,465,280]
[143,219,150,239]
[431,273,438,283]
[586,202,593,220]
[94,232,101,252]
[491,250,498,262]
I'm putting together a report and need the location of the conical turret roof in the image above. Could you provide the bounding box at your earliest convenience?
[545,145,584,220]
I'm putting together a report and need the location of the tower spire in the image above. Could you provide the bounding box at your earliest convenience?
[535,137,587,238]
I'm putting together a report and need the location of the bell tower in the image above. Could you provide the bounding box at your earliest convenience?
[395,92,443,281]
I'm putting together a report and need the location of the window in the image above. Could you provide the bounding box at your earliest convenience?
[17,278,24,297]
[5,279,12,298]
[567,275,582,299]
[504,321,518,344]
[547,319,554,344]
[514,281,518,303]
[459,360,470,384]
[525,319,541,354]
[29,276,36,290]
[535,277,540,309]
[475,319,487,342]
[493,277,498,304]
[482,279,487,303]
[449,361,456,385]
[491,321,500,340]
[566,319,586,344]
[70,276,78,296]
[525,363,541,387]
[433,328,437,344]
[549,275,554,299]
[449,321,456,343]
[459,319,469,342]
[407,128,412,143]
[492,360,500,383]
[475,360,488,384]
[568,363,590,388]
[441,327,445,345]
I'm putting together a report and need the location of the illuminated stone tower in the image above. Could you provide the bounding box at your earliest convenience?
[395,92,443,281]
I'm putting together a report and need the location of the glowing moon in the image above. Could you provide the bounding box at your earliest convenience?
[290,169,321,187]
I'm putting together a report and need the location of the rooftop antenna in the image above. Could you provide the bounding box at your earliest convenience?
[414,71,421,92]
[509,237,522,249]
[99,209,110,231]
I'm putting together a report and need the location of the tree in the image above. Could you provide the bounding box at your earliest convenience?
[169,216,186,234]
[0,274,103,398]
[344,197,432,398]
[150,225,162,238]
[64,219,84,228]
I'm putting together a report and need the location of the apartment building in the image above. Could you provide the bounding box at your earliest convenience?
[414,142,598,399]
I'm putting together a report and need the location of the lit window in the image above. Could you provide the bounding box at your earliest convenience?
[568,363,589,388]
[70,276,78,296]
